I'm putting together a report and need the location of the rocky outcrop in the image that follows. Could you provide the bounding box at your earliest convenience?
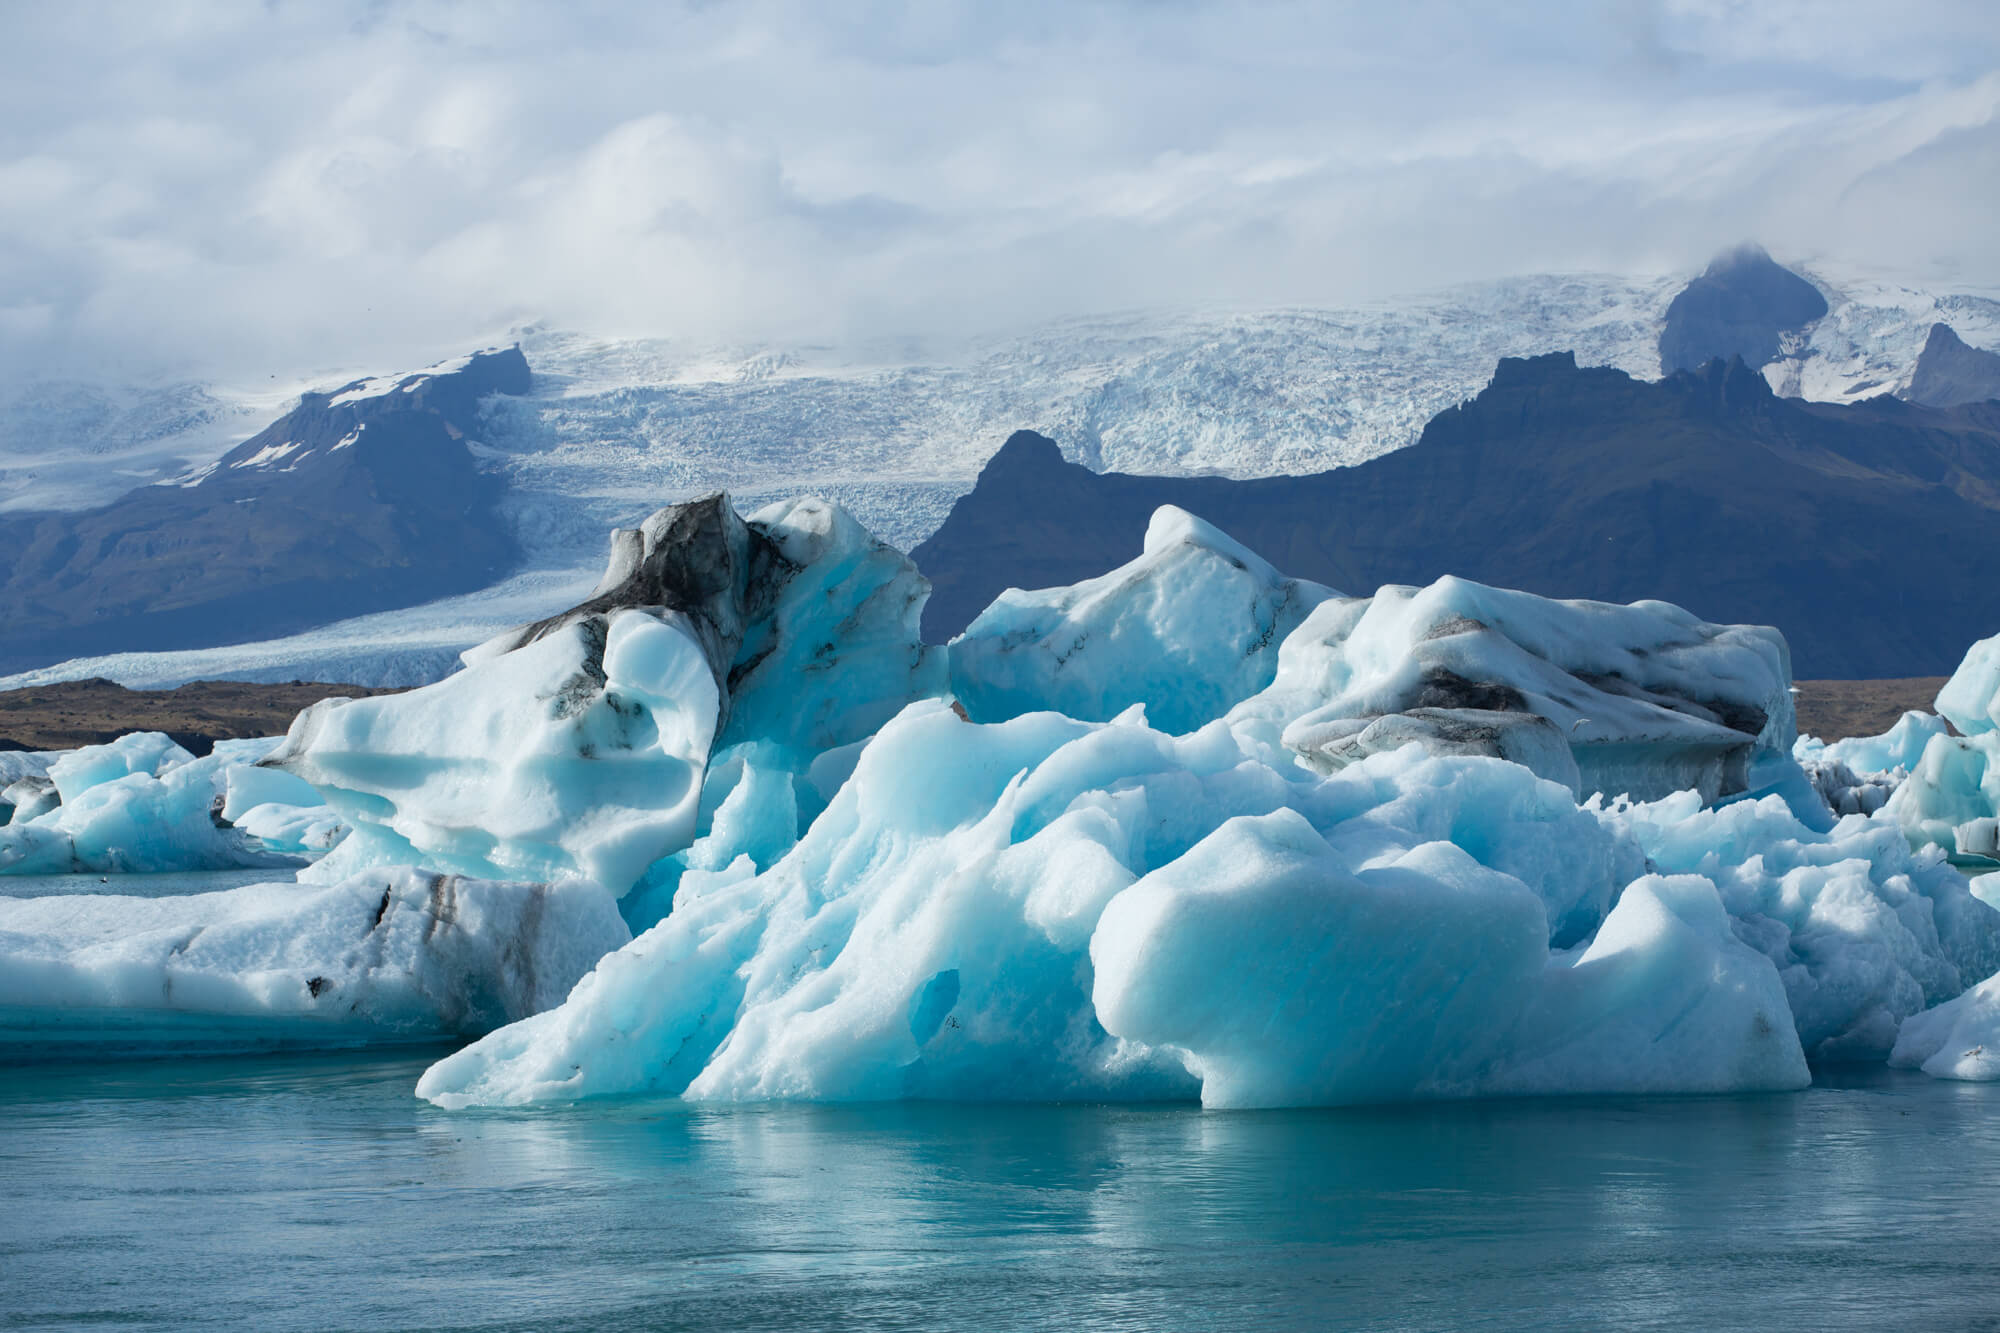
[1657,244,1827,375]
[1903,323,2000,409]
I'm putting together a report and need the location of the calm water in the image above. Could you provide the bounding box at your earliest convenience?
[4,1054,2000,1332]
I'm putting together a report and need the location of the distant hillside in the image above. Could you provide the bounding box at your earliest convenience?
[1658,244,1828,375]
[1903,323,2000,409]
[0,349,530,675]
[913,354,2000,678]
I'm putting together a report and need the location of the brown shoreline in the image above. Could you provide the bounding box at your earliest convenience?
[0,678,409,755]
[0,674,1954,754]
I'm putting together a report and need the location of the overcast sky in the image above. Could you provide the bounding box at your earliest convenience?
[2,0,1997,385]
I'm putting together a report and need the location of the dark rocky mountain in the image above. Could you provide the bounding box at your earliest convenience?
[1657,244,1828,375]
[913,354,2000,678]
[1902,323,2000,409]
[0,349,530,675]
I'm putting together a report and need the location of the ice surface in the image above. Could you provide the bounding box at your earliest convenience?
[276,610,720,893]
[1597,790,2000,1061]
[1887,732,2000,856]
[1891,969,2000,1081]
[1797,711,1952,776]
[1096,827,1806,1105]
[0,734,335,875]
[949,506,1336,735]
[1937,633,2000,736]
[1230,575,1796,804]
[275,494,938,897]
[416,703,1817,1109]
[0,868,629,1056]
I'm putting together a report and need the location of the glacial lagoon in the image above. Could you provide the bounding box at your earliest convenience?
[6,1041,2000,1330]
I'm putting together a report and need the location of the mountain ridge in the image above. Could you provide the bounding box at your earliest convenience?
[912,352,2000,678]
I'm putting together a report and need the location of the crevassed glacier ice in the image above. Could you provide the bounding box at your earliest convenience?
[416,702,1810,1110]
[1231,574,1796,804]
[276,493,940,896]
[948,506,1336,735]
[1597,789,2000,1061]
[0,734,335,875]
[0,868,628,1057]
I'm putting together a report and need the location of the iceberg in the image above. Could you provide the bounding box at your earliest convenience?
[1936,632,2000,736]
[1891,972,2000,1081]
[0,734,336,875]
[949,506,1336,734]
[1597,789,2000,1061]
[1227,574,1796,804]
[0,868,628,1057]
[274,494,940,897]
[417,702,1810,1110]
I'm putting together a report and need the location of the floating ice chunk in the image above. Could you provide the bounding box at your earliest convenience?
[949,506,1336,735]
[290,495,940,897]
[48,731,193,804]
[0,737,321,875]
[1891,970,2000,1080]
[1937,633,2000,736]
[1486,875,1808,1095]
[1793,712,1951,821]
[275,609,720,893]
[1233,576,1796,804]
[1885,732,2000,857]
[1597,790,2000,1061]
[0,869,629,1057]
[418,704,1688,1110]
[1097,828,1808,1106]
[1091,812,1552,1106]
[1798,711,1951,775]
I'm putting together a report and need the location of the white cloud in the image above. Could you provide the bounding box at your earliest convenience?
[0,0,1995,386]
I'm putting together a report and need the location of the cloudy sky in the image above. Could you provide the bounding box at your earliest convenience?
[2,0,1997,385]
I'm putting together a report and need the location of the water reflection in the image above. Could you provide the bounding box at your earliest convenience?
[6,1056,2000,1330]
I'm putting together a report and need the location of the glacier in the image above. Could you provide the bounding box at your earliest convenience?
[8,263,1995,695]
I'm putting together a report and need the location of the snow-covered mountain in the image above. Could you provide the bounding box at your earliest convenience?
[4,259,1998,689]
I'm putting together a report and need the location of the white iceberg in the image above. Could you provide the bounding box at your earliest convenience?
[0,868,628,1057]
[1598,789,2000,1061]
[948,506,1336,735]
[1891,972,2000,1081]
[1936,632,2000,736]
[1231,574,1797,805]
[416,702,1810,1110]
[276,494,940,898]
[0,734,337,875]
